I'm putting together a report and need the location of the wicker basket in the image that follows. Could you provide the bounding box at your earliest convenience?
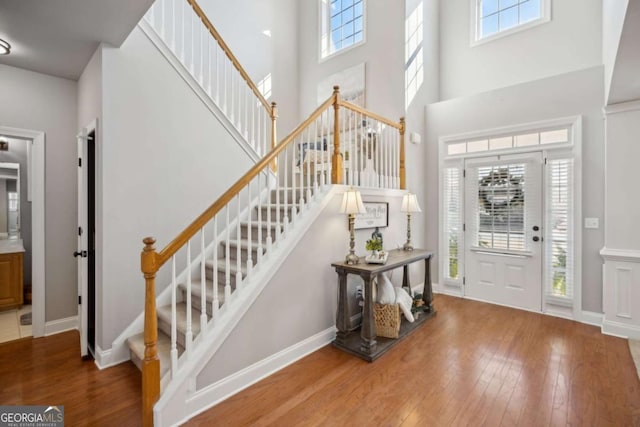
[374,303,401,339]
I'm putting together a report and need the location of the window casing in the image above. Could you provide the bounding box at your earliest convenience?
[471,0,551,46]
[320,0,366,60]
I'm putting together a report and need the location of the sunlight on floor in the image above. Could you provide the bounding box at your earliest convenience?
[0,305,32,343]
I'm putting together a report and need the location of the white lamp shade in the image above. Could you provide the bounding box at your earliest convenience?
[341,189,367,214]
[401,193,422,213]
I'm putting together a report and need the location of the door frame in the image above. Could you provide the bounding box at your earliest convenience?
[78,119,98,357]
[0,125,46,337]
[438,116,583,320]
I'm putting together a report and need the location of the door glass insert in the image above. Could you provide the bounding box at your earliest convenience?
[476,163,525,251]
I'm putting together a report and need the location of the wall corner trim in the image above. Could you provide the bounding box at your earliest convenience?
[580,310,604,327]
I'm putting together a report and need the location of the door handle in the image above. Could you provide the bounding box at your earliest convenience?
[533,225,539,231]
[73,250,88,258]
[532,236,540,242]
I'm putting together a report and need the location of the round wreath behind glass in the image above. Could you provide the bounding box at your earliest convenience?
[478,168,524,212]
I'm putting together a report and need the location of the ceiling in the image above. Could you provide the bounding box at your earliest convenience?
[0,0,153,80]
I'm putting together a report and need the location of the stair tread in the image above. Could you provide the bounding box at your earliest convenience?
[157,303,203,336]
[127,331,180,378]
[178,279,227,304]
[205,258,248,274]
[239,220,279,229]
[223,238,265,250]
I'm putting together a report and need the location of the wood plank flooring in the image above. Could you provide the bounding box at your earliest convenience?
[0,331,141,426]
[186,295,640,426]
[1,295,639,426]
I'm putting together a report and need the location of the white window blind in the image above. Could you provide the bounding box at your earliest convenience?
[545,158,574,299]
[470,163,527,251]
[443,167,462,281]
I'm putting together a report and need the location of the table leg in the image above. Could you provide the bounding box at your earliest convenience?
[360,274,377,353]
[335,270,350,345]
[423,256,434,312]
[402,264,411,294]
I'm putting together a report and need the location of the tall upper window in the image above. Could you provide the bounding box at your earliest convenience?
[321,0,366,59]
[472,0,550,45]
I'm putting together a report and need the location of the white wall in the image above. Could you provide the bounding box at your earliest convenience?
[196,190,417,386]
[440,0,603,101]
[0,64,78,322]
[425,66,605,313]
[603,104,640,250]
[200,0,299,137]
[98,26,258,349]
[297,1,405,120]
[602,0,629,104]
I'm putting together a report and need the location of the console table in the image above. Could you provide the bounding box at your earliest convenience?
[331,249,435,362]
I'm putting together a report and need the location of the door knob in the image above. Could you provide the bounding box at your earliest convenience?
[73,250,88,258]
[533,225,539,231]
[532,236,540,242]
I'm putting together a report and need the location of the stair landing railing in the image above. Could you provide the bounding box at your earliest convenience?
[144,0,278,158]
[139,86,405,426]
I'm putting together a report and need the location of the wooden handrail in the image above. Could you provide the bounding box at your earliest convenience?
[399,117,406,190]
[337,100,403,130]
[185,0,274,117]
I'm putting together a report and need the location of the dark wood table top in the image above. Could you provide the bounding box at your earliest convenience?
[331,248,434,276]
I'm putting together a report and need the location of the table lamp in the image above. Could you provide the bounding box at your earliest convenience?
[341,188,367,264]
[401,192,421,251]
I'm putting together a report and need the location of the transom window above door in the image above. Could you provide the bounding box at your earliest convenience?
[471,0,551,45]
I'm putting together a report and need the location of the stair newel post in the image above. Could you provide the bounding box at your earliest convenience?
[270,102,278,172]
[399,117,406,190]
[332,86,344,185]
[141,237,160,427]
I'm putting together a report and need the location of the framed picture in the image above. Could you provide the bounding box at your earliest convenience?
[354,202,389,230]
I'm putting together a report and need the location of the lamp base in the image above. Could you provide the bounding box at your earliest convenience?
[403,242,414,251]
[345,252,360,265]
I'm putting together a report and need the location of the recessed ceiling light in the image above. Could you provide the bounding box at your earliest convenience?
[0,38,11,55]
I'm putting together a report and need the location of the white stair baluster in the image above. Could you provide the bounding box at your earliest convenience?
[185,241,193,354]
[170,255,178,378]
[171,0,176,51]
[266,168,273,252]
[160,0,166,38]
[225,206,231,302]
[235,194,242,291]
[283,148,289,233]
[257,172,263,263]
[246,182,253,279]
[212,216,219,322]
[200,228,207,335]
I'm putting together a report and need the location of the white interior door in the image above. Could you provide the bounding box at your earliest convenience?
[77,133,88,357]
[464,152,543,311]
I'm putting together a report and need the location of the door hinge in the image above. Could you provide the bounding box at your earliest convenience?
[463,276,466,285]
[78,296,82,305]
[78,158,82,167]
[463,223,466,232]
[463,169,466,178]
[544,157,547,165]
[78,226,83,236]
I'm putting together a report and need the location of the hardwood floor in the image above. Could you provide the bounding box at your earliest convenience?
[0,331,141,426]
[1,295,639,426]
[186,295,640,426]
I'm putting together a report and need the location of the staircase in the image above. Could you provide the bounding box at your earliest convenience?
[126,1,407,426]
[125,185,319,385]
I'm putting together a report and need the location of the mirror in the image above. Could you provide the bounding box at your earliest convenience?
[0,162,20,239]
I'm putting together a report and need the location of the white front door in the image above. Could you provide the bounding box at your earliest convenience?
[464,152,543,311]
[77,133,89,357]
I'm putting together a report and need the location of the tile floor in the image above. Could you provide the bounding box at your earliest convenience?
[0,305,32,344]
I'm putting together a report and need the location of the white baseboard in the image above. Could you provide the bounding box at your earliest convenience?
[44,316,78,336]
[602,320,640,340]
[93,344,132,370]
[580,311,604,327]
[433,282,463,297]
[175,327,336,426]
